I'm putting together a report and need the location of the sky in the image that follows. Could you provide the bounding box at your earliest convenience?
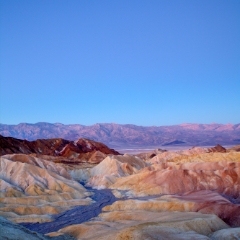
[0,0,239,126]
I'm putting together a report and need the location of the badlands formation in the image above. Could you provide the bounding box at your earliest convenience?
[0,135,119,164]
[0,135,240,239]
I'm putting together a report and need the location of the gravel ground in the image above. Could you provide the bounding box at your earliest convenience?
[20,188,117,234]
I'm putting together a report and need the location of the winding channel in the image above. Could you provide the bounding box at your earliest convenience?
[19,183,238,235]
[20,187,118,234]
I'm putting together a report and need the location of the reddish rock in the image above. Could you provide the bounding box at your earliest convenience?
[208,144,226,153]
[0,135,69,156]
[0,135,119,164]
[174,191,240,227]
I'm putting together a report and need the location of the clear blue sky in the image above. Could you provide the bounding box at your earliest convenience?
[0,0,239,126]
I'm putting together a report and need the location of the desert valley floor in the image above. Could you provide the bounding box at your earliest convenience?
[0,135,240,239]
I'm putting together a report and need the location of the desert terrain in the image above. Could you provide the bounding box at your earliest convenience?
[0,135,240,239]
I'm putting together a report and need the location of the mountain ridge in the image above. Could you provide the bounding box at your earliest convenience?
[0,135,119,166]
[0,122,240,148]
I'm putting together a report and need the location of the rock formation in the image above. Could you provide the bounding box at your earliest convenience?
[110,152,240,199]
[71,154,147,189]
[1,137,240,239]
[147,146,236,164]
[229,144,240,152]
[2,154,71,179]
[136,148,167,160]
[50,211,232,240]
[207,144,227,153]
[0,216,74,240]
[104,190,240,227]
[0,135,119,165]
[0,155,93,223]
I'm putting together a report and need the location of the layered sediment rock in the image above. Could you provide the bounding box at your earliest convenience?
[110,153,240,199]
[229,144,240,152]
[0,135,119,165]
[104,190,240,227]
[51,211,230,240]
[0,155,92,223]
[1,141,240,238]
[71,154,147,189]
[136,148,167,160]
[2,154,71,179]
[146,145,229,164]
[0,136,69,156]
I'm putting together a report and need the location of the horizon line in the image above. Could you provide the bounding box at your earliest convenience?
[0,122,238,127]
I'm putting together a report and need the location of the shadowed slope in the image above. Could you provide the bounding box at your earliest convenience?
[0,135,119,165]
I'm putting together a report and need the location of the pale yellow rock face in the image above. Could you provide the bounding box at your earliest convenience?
[55,211,229,240]
[146,146,209,164]
[0,155,93,223]
[147,151,182,164]
[104,190,240,227]
[148,151,240,164]
[168,151,240,164]
[85,154,147,189]
[2,154,71,179]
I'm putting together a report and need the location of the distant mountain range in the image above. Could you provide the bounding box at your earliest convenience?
[0,122,240,148]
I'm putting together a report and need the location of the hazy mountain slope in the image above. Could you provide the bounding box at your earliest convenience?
[0,122,240,148]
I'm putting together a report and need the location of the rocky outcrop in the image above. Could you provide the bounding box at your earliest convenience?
[105,190,240,227]
[56,138,119,164]
[2,154,71,179]
[136,148,167,160]
[70,154,147,189]
[229,144,240,152]
[146,145,229,164]
[0,155,93,223]
[146,150,240,165]
[110,152,240,200]
[0,135,69,156]
[207,144,226,153]
[0,135,119,164]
